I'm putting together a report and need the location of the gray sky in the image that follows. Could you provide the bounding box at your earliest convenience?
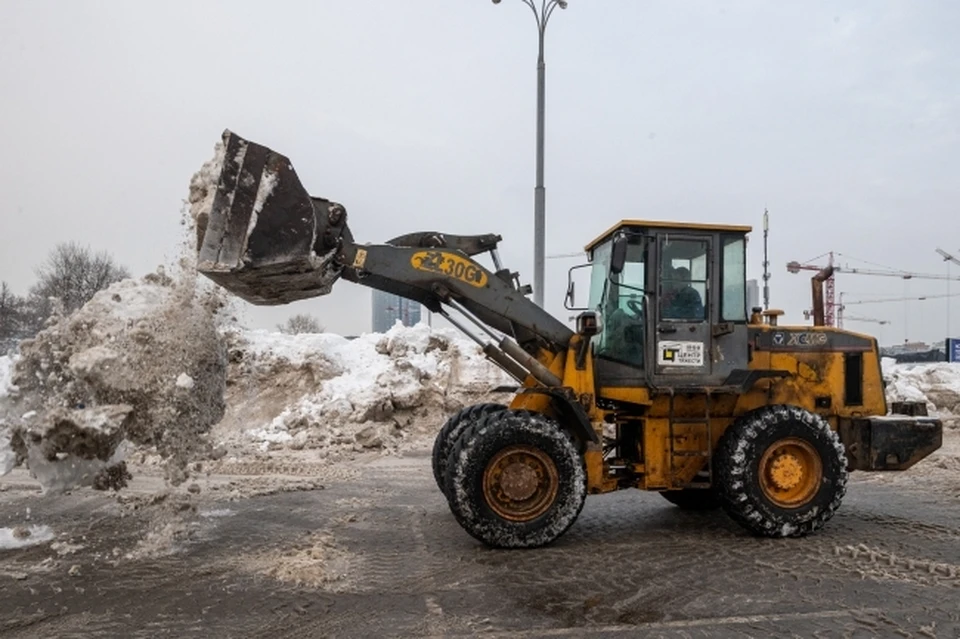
[1,1,958,346]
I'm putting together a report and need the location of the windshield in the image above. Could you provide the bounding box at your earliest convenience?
[591,236,646,369]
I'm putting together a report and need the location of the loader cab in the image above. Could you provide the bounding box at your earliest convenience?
[580,220,752,389]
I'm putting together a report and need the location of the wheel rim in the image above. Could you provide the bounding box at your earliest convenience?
[482,445,559,522]
[758,437,822,508]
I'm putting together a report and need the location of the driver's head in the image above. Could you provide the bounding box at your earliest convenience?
[674,266,691,284]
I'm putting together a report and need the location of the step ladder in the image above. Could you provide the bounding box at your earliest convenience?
[666,390,715,489]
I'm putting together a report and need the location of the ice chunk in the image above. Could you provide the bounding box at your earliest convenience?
[0,525,54,550]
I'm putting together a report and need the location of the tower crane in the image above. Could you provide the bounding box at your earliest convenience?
[802,296,890,328]
[787,251,960,327]
[838,315,890,326]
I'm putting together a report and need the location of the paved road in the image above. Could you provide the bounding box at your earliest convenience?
[1,452,959,638]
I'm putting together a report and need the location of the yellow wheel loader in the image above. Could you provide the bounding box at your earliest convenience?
[191,130,942,549]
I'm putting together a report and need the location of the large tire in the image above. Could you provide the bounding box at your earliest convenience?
[432,403,507,496]
[716,405,848,538]
[443,409,587,549]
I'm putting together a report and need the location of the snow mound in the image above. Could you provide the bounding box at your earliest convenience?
[0,270,230,490]
[218,321,513,459]
[0,356,15,399]
[0,355,15,477]
[885,362,960,420]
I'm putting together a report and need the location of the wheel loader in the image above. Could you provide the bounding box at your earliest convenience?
[190,130,943,549]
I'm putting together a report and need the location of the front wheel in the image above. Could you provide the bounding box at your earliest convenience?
[431,403,507,497]
[443,409,586,549]
[715,405,848,538]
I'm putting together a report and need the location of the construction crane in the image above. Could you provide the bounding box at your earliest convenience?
[802,295,890,328]
[835,292,895,329]
[843,292,960,305]
[786,251,960,327]
[841,316,890,326]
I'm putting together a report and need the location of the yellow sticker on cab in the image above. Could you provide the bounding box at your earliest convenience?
[410,250,488,288]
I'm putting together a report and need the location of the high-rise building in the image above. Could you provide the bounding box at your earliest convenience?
[746,279,760,311]
[371,289,422,333]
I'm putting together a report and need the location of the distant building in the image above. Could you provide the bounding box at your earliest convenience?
[371,289,422,333]
[746,279,760,311]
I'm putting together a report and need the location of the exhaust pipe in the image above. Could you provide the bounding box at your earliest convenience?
[810,265,835,327]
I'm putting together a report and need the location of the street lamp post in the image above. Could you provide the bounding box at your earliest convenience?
[492,0,567,307]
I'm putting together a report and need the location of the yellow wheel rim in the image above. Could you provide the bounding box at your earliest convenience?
[482,446,559,522]
[758,437,822,508]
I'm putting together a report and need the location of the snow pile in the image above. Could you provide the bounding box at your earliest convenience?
[0,270,230,491]
[219,322,513,458]
[884,362,960,421]
[0,355,14,398]
[0,355,15,475]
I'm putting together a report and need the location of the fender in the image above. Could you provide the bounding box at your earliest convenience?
[516,387,600,447]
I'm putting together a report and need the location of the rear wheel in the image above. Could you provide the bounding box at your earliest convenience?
[716,405,847,537]
[432,403,506,496]
[444,409,586,549]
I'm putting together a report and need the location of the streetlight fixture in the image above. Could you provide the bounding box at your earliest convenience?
[492,0,568,307]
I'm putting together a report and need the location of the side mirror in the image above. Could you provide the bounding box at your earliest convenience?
[564,263,592,311]
[610,233,628,275]
[565,280,575,308]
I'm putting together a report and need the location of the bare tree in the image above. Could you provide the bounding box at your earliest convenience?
[0,281,27,351]
[30,242,131,317]
[0,282,18,335]
[278,313,324,335]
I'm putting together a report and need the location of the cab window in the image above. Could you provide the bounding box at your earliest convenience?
[721,235,747,321]
[659,238,707,322]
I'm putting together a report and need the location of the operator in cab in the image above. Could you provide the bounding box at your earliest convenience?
[662,266,704,321]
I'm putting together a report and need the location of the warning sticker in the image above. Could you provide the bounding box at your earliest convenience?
[657,340,705,367]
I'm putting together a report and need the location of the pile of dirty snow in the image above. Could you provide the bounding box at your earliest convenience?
[0,269,231,491]
[0,355,14,397]
[883,361,960,422]
[0,355,15,476]
[212,321,514,462]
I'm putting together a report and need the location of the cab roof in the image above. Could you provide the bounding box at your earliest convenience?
[583,219,753,253]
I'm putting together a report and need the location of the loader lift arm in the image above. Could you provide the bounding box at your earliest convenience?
[193,130,573,388]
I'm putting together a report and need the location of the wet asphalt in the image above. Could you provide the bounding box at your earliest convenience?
[1,451,959,638]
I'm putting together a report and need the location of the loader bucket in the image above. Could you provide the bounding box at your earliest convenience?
[191,130,347,305]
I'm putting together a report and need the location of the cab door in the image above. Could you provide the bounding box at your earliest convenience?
[651,233,713,384]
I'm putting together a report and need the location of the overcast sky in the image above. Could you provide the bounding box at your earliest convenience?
[1,1,958,346]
